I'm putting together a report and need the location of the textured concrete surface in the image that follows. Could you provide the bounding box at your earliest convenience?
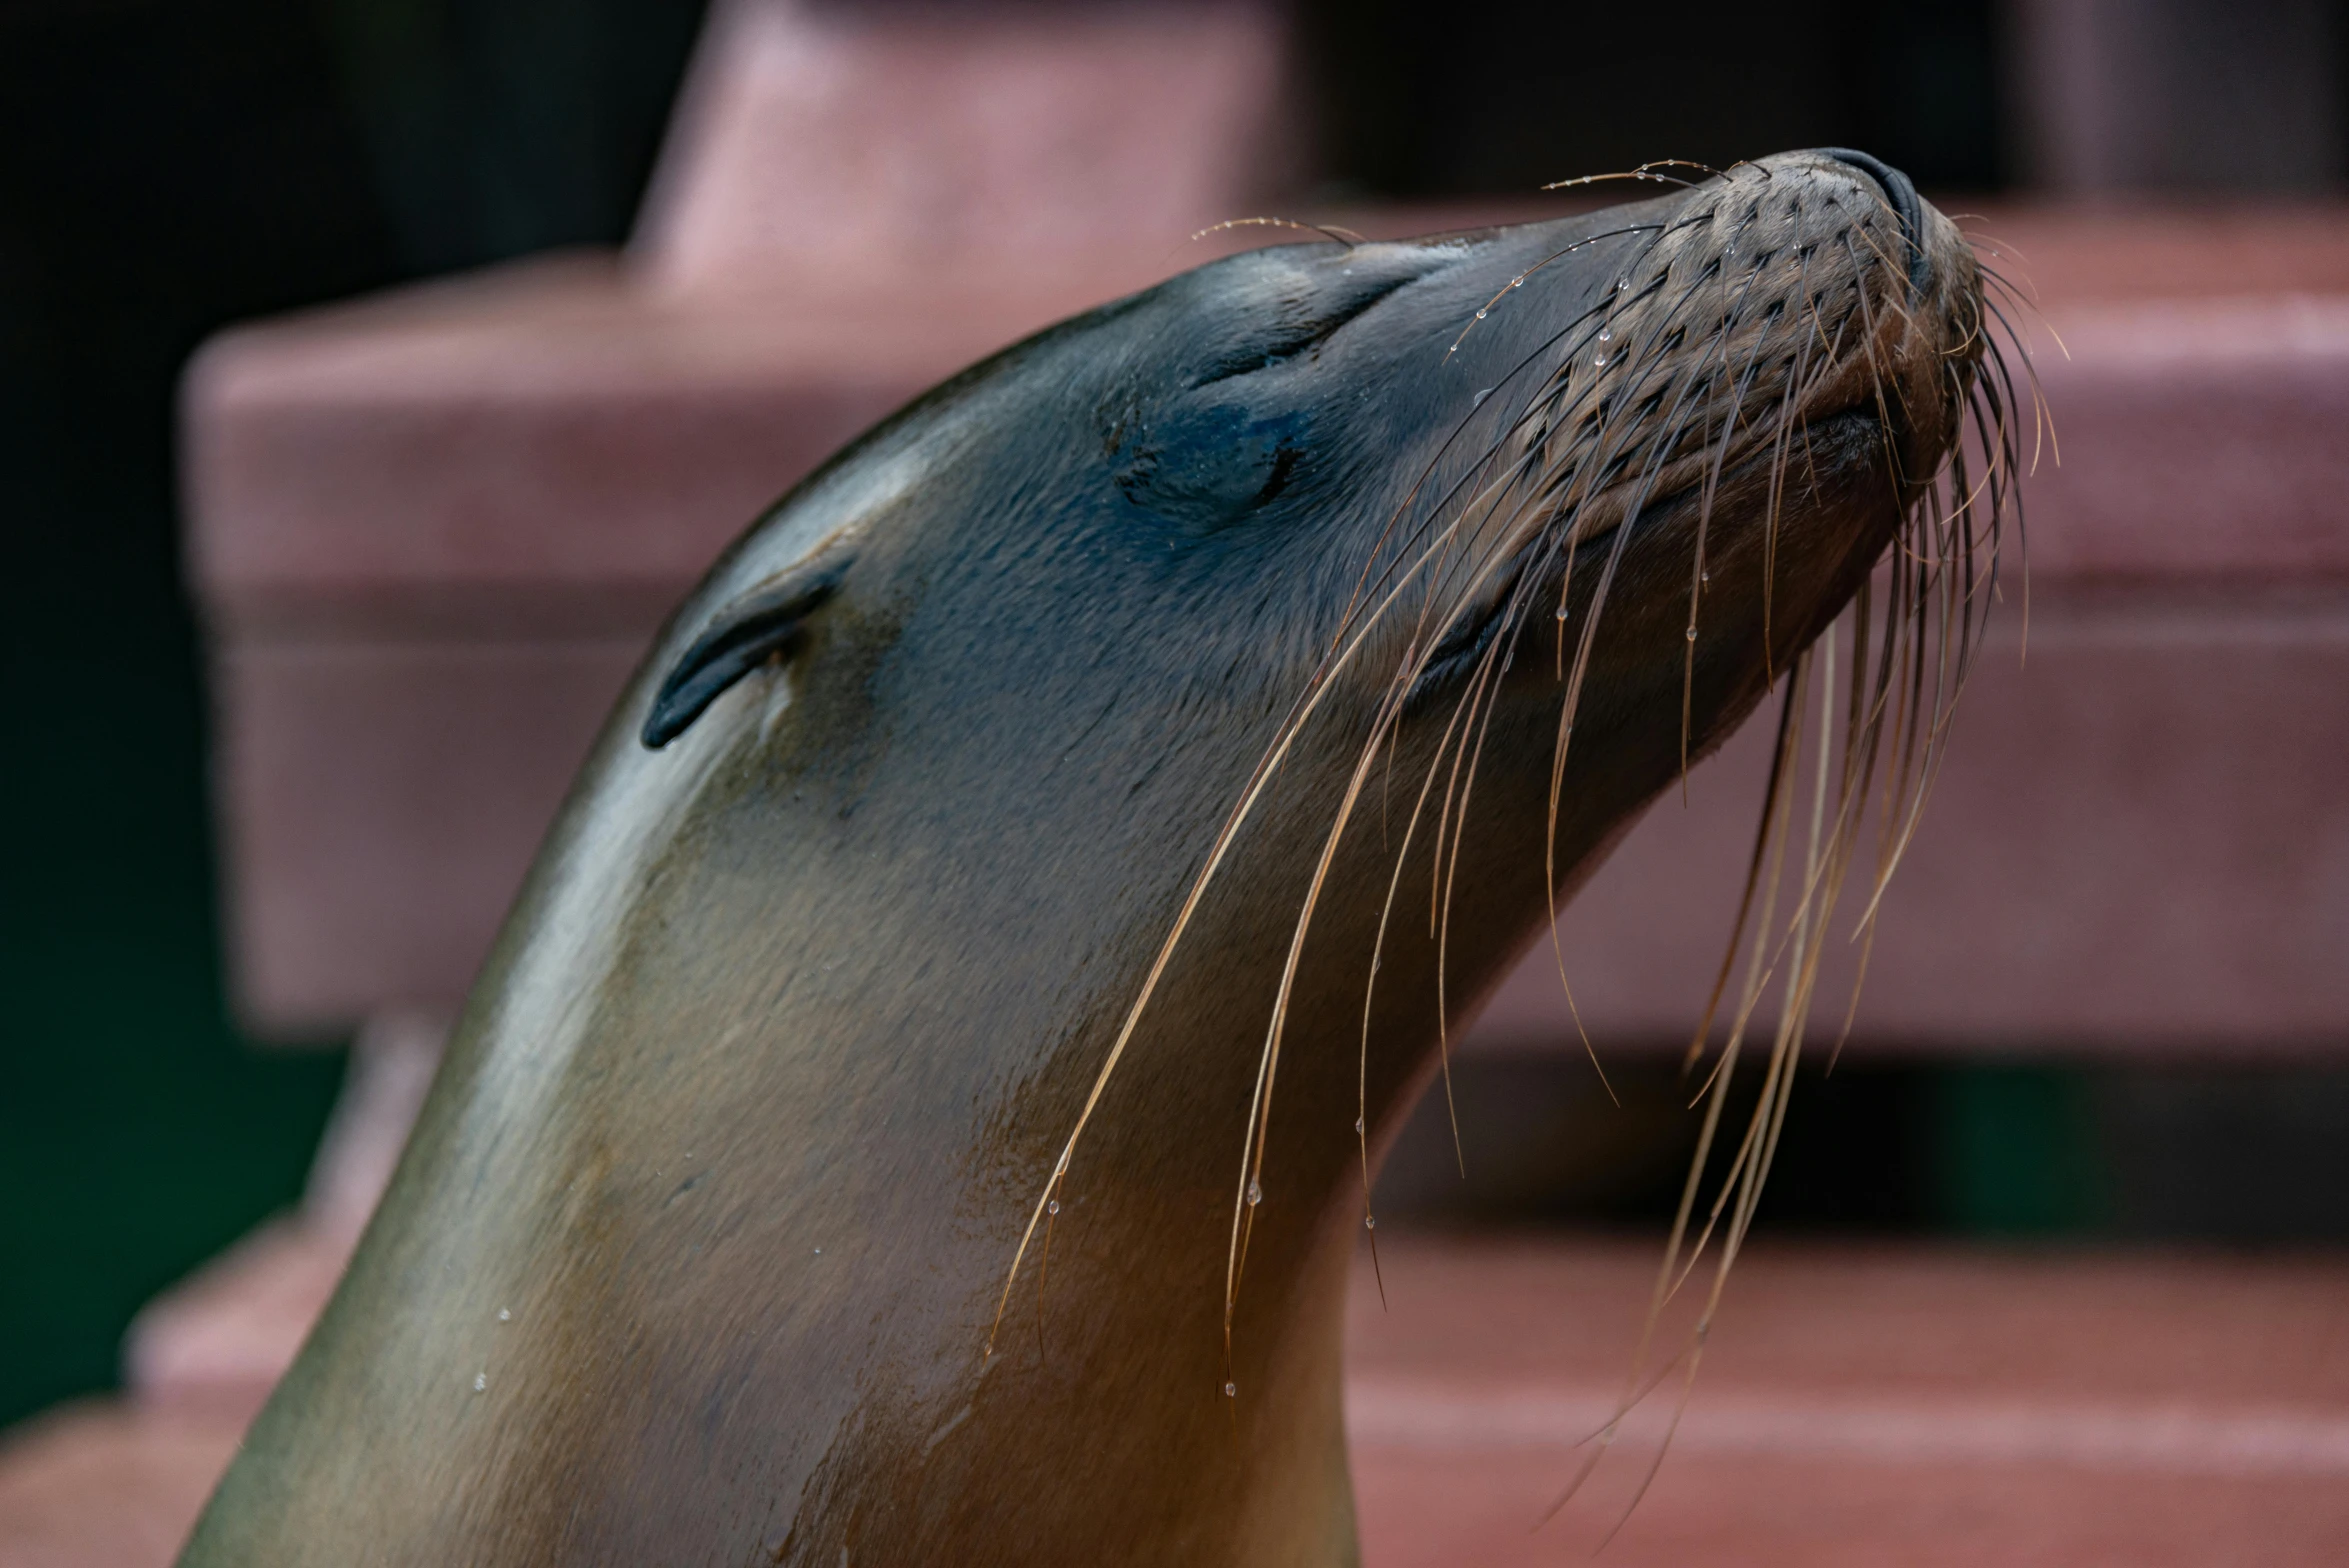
[1345,1235,2349,1565]
[0,1404,242,1568]
[8,1234,2346,1566]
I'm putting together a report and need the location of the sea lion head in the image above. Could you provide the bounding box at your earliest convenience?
[181,150,2014,1568]
[633,148,2002,943]
[597,142,2008,1531]
[629,145,2005,1149]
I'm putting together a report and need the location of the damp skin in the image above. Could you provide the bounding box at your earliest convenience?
[176,151,2012,1568]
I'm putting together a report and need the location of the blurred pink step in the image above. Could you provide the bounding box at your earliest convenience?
[1344,1235,2349,1567]
[186,201,2349,1048]
[181,0,2349,1057]
[185,0,1299,1036]
[0,1405,245,1568]
[9,1234,2345,1566]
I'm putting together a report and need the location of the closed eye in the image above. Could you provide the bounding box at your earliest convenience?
[1187,269,1420,389]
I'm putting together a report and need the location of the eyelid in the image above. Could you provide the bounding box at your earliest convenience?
[1186,269,1424,391]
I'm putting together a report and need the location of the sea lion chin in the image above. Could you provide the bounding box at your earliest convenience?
[178,149,2014,1567]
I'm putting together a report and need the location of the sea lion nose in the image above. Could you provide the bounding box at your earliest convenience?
[1812,148,1930,298]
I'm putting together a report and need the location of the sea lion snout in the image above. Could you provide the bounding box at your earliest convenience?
[1387,149,1987,724]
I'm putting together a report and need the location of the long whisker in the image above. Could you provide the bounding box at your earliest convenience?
[1558,210,2021,1520]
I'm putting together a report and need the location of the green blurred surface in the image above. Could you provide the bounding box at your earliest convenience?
[1930,1064,2107,1236]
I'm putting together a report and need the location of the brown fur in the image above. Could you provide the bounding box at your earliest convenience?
[179,151,2009,1567]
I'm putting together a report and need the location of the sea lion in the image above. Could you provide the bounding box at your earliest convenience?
[179,149,2011,1566]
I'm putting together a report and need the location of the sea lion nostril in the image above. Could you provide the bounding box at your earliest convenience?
[1812,147,1929,298]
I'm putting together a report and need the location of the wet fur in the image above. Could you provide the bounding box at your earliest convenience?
[179,153,2016,1567]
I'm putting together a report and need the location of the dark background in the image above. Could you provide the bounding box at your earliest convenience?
[0,0,708,1432]
[1301,0,2005,195]
[2,0,2343,1434]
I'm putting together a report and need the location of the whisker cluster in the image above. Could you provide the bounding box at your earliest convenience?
[988,160,2031,1448]
[1542,226,2032,1545]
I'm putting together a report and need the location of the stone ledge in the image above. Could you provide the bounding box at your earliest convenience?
[10,1234,2344,1566]
[182,204,2349,1038]
[0,1404,244,1568]
[186,208,2349,618]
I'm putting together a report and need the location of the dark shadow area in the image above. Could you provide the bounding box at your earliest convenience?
[2094,1065,2349,1242]
[1377,1052,2349,1246]
[1298,0,2004,198]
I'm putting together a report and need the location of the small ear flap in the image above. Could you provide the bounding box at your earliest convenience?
[640,552,856,749]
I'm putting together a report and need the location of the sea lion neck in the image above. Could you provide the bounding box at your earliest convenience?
[202,612,1566,1566]
[179,150,2007,1568]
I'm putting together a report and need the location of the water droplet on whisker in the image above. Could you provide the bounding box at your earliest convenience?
[1686,626,1699,641]
[497,1308,511,1323]
[1246,1179,1262,1207]
[1047,1198,1060,1216]
[1364,1214,1377,1231]
[1555,606,1570,621]
[1597,327,1613,343]
[472,1372,487,1393]
[1700,570,1711,585]
[1355,1117,1366,1135]
[1224,1381,1238,1397]
[1511,275,1524,288]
